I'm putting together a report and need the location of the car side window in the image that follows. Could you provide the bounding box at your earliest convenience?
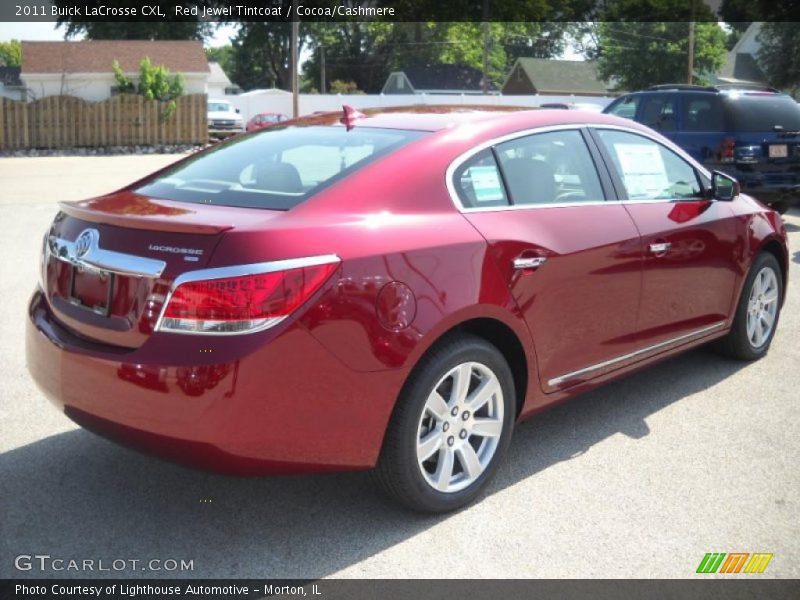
[639,95,677,132]
[494,130,605,205]
[682,96,724,131]
[606,95,640,119]
[595,129,704,201]
[453,149,509,208]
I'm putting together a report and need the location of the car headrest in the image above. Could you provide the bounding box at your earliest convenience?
[502,158,557,204]
[253,161,303,194]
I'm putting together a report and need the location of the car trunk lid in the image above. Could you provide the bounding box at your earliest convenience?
[43,192,280,349]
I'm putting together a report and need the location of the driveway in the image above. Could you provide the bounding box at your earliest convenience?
[1,155,798,578]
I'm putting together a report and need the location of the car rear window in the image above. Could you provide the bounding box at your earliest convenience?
[134,126,425,210]
[724,94,800,132]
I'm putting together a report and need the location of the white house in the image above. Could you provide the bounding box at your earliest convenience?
[207,61,240,97]
[715,23,768,86]
[20,40,211,101]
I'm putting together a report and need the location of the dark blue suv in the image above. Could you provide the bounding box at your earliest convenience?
[604,84,800,213]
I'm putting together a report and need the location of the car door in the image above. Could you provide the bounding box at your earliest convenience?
[456,128,644,394]
[590,127,741,347]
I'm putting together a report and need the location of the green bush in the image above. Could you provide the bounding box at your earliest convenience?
[113,57,185,121]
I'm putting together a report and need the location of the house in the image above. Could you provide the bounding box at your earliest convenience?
[714,23,768,86]
[501,58,609,96]
[382,64,495,95]
[0,66,25,101]
[20,40,210,101]
[207,61,240,97]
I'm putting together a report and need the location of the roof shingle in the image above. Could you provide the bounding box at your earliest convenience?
[503,58,608,95]
[399,64,494,92]
[21,40,209,75]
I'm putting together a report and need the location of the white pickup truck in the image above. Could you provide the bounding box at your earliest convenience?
[208,99,244,138]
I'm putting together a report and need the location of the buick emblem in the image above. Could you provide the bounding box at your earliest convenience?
[74,229,98,258]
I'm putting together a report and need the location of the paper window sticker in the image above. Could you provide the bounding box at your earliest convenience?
[469,166,505,203]
[613,142,669,199]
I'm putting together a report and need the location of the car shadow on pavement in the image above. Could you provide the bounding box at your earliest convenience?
[0,347,746,579]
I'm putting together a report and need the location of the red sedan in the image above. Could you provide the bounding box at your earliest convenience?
[245,112,288,132]
[27,106,788,512]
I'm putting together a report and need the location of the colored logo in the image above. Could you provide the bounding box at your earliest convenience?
[696,552,773,574]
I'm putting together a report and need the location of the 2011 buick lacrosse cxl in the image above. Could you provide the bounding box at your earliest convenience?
[26,106,788,512]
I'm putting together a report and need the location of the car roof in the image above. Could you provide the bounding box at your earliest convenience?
[622,85,786,98]
[282,105,629,133]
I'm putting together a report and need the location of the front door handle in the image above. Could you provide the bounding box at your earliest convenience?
[648,242,672,256]
[513,256,547,270]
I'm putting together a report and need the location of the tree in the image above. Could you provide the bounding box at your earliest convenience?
[437,23,572,87]
[0,40,21,67]
[54,0,210,41]
[757,23,800,96]
[596,22,727,91]
[718,0,759,50]
[230,23,303,91]
[301,22,573,94]
[329,80,363,94]
[205,45,234,76]
[302,22,415,94]
[113,57,184,120]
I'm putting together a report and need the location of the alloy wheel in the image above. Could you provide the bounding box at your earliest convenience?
[746,266,779,348]
[415,361,504,493]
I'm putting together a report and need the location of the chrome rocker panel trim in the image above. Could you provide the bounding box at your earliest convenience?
[548,322,727,387]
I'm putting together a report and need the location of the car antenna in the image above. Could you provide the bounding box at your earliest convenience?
[341,105,366,131]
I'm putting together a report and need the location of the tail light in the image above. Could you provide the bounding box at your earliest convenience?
[156,255,340,335]
[720,137,736,163]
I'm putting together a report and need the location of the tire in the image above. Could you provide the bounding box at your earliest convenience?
[714,252,783,360]
[374,334,516,512]
[769,201,790,215]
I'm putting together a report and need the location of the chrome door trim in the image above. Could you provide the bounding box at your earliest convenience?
[47,229,167,279]
[444,122,713,214]
[547,321,726,387]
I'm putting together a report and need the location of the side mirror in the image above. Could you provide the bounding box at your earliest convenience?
[711,170,739,201]
[235,108,241,114]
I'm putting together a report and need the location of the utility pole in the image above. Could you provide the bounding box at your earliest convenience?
[481,0,490,94]
[320,45,326,94]
[291,0,299,118]
[687,1,695,84]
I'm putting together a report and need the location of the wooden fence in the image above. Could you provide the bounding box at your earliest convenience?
[0,94,208,150]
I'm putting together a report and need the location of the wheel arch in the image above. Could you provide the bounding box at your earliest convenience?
[756,236,788,306]
[404,314,532,421]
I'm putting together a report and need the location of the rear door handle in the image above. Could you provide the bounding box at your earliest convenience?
[648,242,672,255]
[513,256,547,270]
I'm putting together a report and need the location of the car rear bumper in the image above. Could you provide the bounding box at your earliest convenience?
[26,289,407,475]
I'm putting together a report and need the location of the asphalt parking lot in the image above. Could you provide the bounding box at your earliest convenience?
[0,154,798,579]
